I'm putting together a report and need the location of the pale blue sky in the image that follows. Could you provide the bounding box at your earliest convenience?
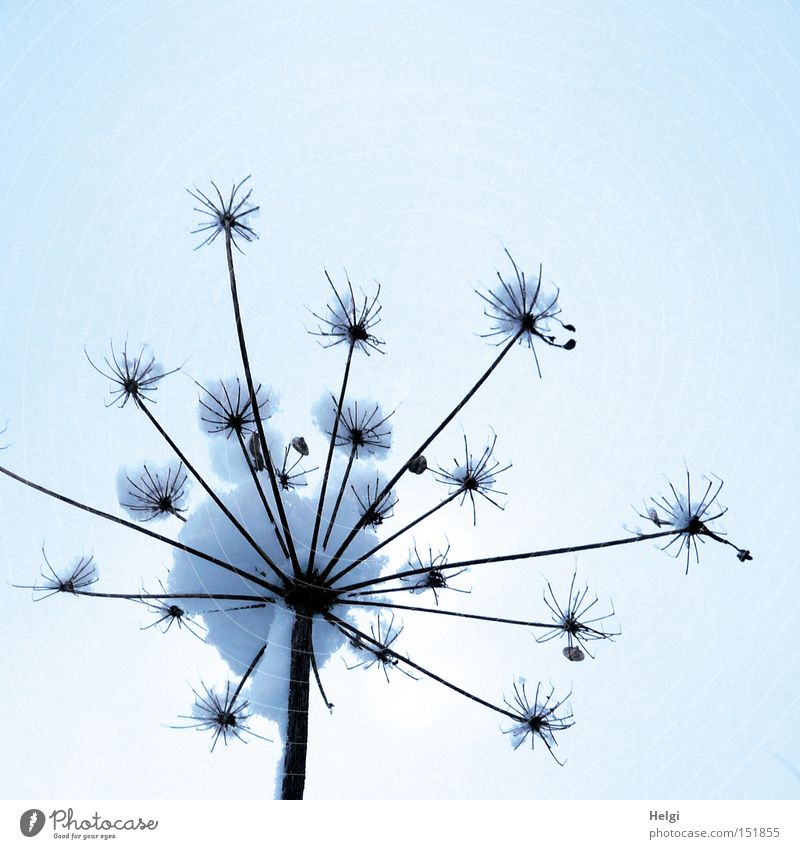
[1,0,799,800]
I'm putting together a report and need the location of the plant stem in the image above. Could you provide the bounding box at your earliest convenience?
[321,444,357,552]
[280,610,313,800]
[0,464,282,595]
[343,598,552,629]
[329,614,517,720]
[336,529,679,593]
[138,402,290,588]
[325,329,524,574]
[235,429,290,560]
[326,489,462,585]
[307,343,355,575]
[224,227,302,577]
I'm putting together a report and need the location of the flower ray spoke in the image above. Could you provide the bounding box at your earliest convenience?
[335,529,680,594]
[136,401,291,588]
[329,613,517,720]
[0,464,283,595]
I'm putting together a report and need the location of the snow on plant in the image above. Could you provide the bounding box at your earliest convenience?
[2,177,752,799]
[634,471,752,573]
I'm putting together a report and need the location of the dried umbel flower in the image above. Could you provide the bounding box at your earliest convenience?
[141,598,206,640]
[345,615,416,682]
[118,462,189,522]
[86,342,177,408]
[402,545,469,604]
[18,550,98,601]
[189,176,259,251]
[319,397,394,458]
[311,272,384,355]
[636,471,752,573]
[536,573,618,661]
[433,433,510,524]
[0,173,754,799]
[177,682,263,751]
[503,681,574,763]
[351,476,398,527]
[198,377,272,439]
[479,250,576,378]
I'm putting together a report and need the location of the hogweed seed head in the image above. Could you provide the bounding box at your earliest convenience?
[433,433,510,524]
[503,680,574,763]
[310,272,384,355]
[198,377,273,439]
[351,476,398,527]
[536,572,618,661]
[18,550,98,601]
[345,614,416,683]
[636,471,751,573]
[478,250,576,377]
[86,342,177,408]
[402,544,469,604]
[118,462,189,522]
[188,176,259,251]
[177,682,264,751]
[318,396,394,458]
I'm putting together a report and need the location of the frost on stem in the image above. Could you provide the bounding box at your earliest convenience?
[345,614,417,683]
[85,342,177,408]
[198,377,273,439]
[635,471,752,573]
[17,549,98,601]
[310,273,384,355]
[433,433,510,525]
[478,250,576,378]
[503,680,574,764]
[176,681,267,751]
[188,176,259,251]
[401,544,469,604]
[117,462,189,522]
[536,572,618,661]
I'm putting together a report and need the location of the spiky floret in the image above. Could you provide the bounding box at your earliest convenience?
[176,681,267,751]
[351,476,398,527]
[119,462,189,522]
[320,397,394,457]
[503,680,574,763]
[17,549,98,601]
[276,442,317,490]
[478,250,576,377]
[636,471,752,573]
[197,377,272,438]
[86,342,177,408]
[433,433,510,524]
[536,572,618,661]
[311,272,384,355]
[401,544,469,604]
[345,614,417,682]
[188,176,259,251]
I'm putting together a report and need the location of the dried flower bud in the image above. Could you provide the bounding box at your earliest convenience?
[291,436,309,456]
[562,646,585,662]
[408,455,427,474]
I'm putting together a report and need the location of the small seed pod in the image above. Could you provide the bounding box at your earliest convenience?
[291,436,309,456]
[563,645,585,662]
[408,455,427,475]
[248,433,266,471]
